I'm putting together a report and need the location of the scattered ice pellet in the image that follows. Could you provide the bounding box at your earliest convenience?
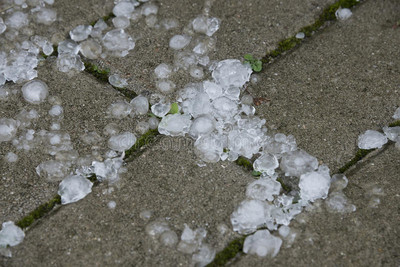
[145,220,170,239]
[156,80,176,93]
[212,59,252,88]
[5,12,28,29]
[243,230,282,258]
[135,121,150,135]
[357,130,388,149]
[161,18,179,30]
[107,201,116,209]
[112,16,130,29]
[79,39,102,59]
[160,230,178,247]
[154,63,173,79]
[0,221,25,248]
[189,115,215,138]
[0,118,19,142]
[58,40,80,55]
[335,7,352,20]
[295,32,305,39]
[102,29,135,57]
[192,243,216,266]
[108,132,136,152]
[246,177,281,202]
[169,35,191,50]
[253,153,279,175]
[107,100,132,119]
[299,165,331,203]
[231,199,271,234]
[21,80,49,104]
[329,173,348,192]
[148,117,159,129]
[141,3,159,16]
[280,149,318,177]
[92,157,124,183]
[393,107,400,119]
[189,66,204,79]
[325,191,356,213]
[158,114,192,137]
[70,25,92,42]
[57,54,85,73]
[5,152,18,163]
[383,126,400,141]
[130,95,149,115]
[139,210,153,220]
[49,105,63,117]
[58,175,93,205]
[151,101,171,117]
[91,19,108,38]
[113,1,136,17]
[33,7,57,25]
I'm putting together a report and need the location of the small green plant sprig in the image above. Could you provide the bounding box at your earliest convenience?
[244,54,262,72]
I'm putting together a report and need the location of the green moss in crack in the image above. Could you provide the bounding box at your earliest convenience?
[16,195,62,229]
[277,177,291,192]
[112,87,138,100]
[388,120,400,127]
[235,156,253,171]
[83,61,110,83]
[206,236,246,267]
[124,129,159,161]
[338,148,375,174]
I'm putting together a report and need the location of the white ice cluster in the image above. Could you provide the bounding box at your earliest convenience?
[0,221,25,257]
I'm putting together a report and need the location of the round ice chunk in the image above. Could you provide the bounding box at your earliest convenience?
[49,105,63,117]
[58,40,80,55]
[107,101,132,119]
[231,199,271,235]
[21,80,49,104]
[212,96,238,119]
[0,118,19,142]
[151,102,170,117]
[113,1,135,17]
[253,153,279,175]
[246,178,281,202]
[299,165,331,202]
[130,95,149,115]
[0,221,25,247]
[335,8,352,20]
[158,114,192,136]
[112,16,130,29]
[169,35,191,50]
[295,32,305,39]
[156,80,176,93]
[5,152,18,163]
[154,63,173,79]
[243,230,282,258]
[160,230,178,247]
[70,25,92,42]
[34,7,57,25]
[108,74,128,88]
[194,134,223,163]
[102,29,135,56]
[108,132,136,151]
[189,116,215,138]
[148,117,159,129]
[141,3,158,16]
[280,150,318,177]
[5,11,28,29]
[58,175,93,204]
[79,39,102,59]
[203,81,222,100]
[212,59,252,88]
[358,130,387,149]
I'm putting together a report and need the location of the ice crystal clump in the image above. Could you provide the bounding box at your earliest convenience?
[169,35,191,50]
[5,11,28,29]
[108,74,128,88]
[102,29,135,57]
[325,192,356,213]
[113,1,136,17]
[0,221,25,248]
[36,160,70,181]
[189,115,215,139]
[79,39,102,59]
[357,130,388,149]
[57,54,85,73]
[156,80,176,93]
[151,101,171,117]
[92,157,124,183]
[299,165,331,203]
[246,177,281,202]
[158,114,192,137]
[130,95,149,115]
[383,126,400,142]
[264,133,297,157]
[0,118,19,142]
[231,199,271,235]
[33,7,57,25]
[3,51,39,83]
[107,100,132,119]
[280,150,318,177]
[58,175,93,204]
[108,132,136,152]
[212,59,252,88]
[5,152,18,163]
[21,80,49,104]
[194,134,224,163]
[253,153,279,175]
[335,7,352,20]
[192,15,221,37]
[243,230,282,258]
[112,16,130,29]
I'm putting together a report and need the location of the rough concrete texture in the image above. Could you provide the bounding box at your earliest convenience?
[235,143,400,266]
[248,0,400,172]
[3,136,254,266]
[0,59,136,223]
[0,0,399,266]
[93,0,335,96]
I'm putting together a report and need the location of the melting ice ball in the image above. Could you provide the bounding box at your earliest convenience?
[335,8,352,20]
[358,130,387,149]
[212,59,252,88]
[21,80,49,104]
[58,175,93,204]
[108,132,136,151]
[0,221,25,247]
[243,230,282,258]
[0,118,19,142]
[299,165,331,203]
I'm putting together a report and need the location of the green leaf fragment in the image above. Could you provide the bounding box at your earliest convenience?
[169,103,179,114]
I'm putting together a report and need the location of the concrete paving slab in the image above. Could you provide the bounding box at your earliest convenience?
[234,143,400,266]
[92,0,335,96]
[0,59,137,223]
[248,0,400,171]
[3,136,254,266]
